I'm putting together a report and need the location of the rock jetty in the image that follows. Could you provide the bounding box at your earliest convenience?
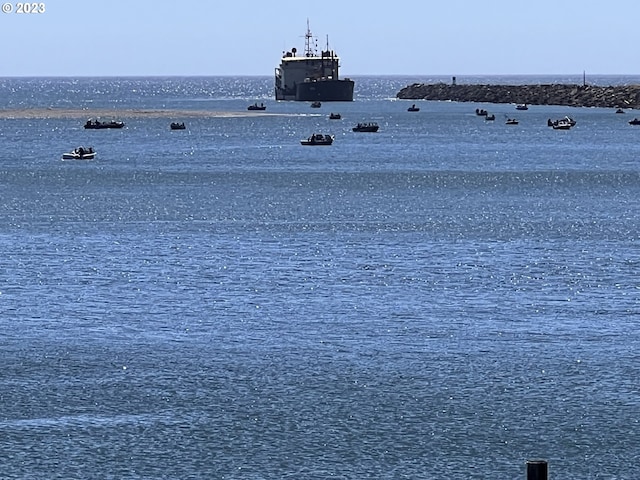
[397,82,640,108]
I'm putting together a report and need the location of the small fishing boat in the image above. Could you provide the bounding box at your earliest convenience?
[311,101,322,108]
[548,119,572,130]
[629,118,640,125]
[247,102,266,111]
[505,118,519,125]
[352,122,379,132]
[300,133,334,145]
[62,146,96,160]
[485,114,495,121]
[84,119,124,129]
[516,104,528,110]
[329,113,342,119]
[407,104,420,112]
[548,117,576,129]
[475,108,488,116]
[170,122,186,130]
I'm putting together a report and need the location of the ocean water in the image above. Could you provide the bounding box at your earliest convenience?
[1,75,640,479]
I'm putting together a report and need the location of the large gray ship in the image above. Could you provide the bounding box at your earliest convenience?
[275,22,354,102]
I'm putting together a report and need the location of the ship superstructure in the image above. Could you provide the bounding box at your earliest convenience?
[275,22,354,101]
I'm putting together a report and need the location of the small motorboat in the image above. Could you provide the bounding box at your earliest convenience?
[170,122,186,130]
[352,122,379,132]
[516,104,529,110]
[329,112,342,120]
[548,116,576,129]
[629,118,640,125]
[311,101,322,108]
[616,108,625,114]
[485,114,495,121]
[505,118,519,125]
[300,133,334,145]
[247,102,266,111]
[407,104,420,112]
[475,108,488,116]
[62,146,96,160]
[548,118,572,130]
[84,119,124,129]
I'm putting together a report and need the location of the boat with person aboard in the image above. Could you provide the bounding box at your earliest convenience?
[352,122,379,132]
[548,116,576,129]
[61,146,96,160]
[84,119,124,129]
[300,133,334,145]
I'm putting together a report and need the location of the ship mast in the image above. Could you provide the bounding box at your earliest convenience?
[304,19,317,57]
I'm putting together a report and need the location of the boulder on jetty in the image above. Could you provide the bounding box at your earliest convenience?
[396,82,640,108]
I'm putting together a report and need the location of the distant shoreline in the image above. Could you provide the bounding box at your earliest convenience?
[396,83,640,108]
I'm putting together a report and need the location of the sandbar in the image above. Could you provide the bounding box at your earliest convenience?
[0,108,283,120]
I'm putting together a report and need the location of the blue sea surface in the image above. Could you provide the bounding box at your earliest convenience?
[1,75,640,479]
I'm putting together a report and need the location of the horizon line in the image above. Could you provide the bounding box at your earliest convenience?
[1,73,640,79]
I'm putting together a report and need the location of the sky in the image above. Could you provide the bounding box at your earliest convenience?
[1,0,638,77]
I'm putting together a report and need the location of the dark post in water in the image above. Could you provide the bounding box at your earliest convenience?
[526,460,548,480]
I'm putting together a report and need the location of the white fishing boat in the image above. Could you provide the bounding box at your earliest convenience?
[62,146,96,160]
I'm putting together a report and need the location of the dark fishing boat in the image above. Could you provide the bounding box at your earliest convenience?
[300,133,334,145]
[84,119,124,129]
[170,122,186,130]
[352,122,379,132]
[329,113,342,119]
[407,104,420,112]
[247,103,266,111]
[275,21,354,102]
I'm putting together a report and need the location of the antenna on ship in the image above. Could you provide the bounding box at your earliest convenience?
[304,19,317,57]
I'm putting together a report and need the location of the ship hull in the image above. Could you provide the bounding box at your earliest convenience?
[275,79,355,102]
[296,79,354,102]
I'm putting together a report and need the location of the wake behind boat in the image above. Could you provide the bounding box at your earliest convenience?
[62,146,96,160]
[275,21,354,101]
